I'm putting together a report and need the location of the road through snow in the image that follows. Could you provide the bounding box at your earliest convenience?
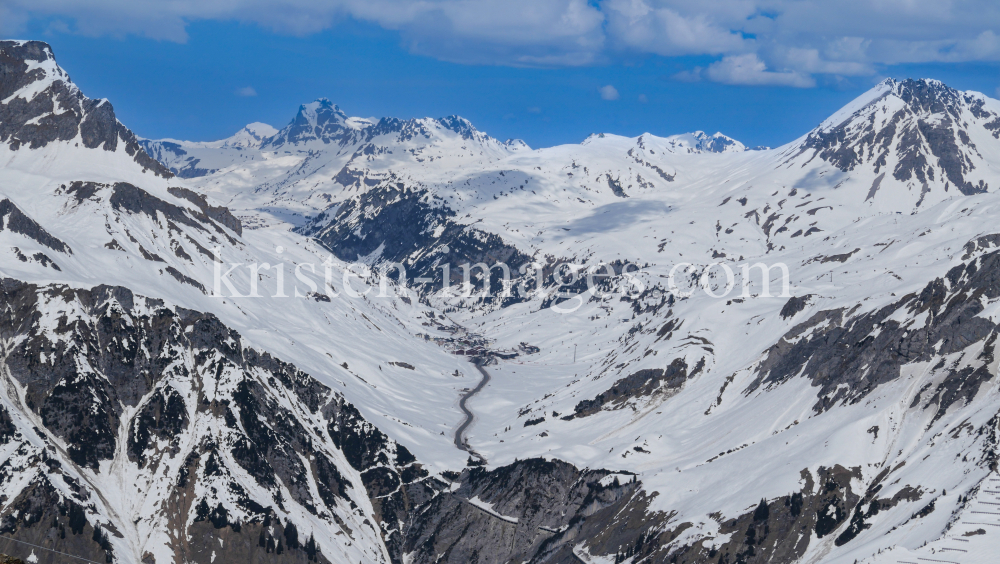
[454,360,491,458]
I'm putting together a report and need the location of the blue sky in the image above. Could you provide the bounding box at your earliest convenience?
[9,2,1000,149]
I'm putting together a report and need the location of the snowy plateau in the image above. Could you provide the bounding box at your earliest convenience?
[0,39,999,564]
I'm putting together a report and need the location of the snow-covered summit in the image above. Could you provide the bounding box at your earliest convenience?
[221,121,278,149]
[261,98,352,148]
[662,130,746,153]
[0,40,171,177]
[256,99,522,153]
[137,100,530,224]
[793,77,1000,208]
[0,40,75,104]
[582,130,747,153]
[814,78,971,133]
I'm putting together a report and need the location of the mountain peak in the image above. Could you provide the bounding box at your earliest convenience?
[581,131,747,154]
[300,97,346,116]
[261,98,352,149]
[868,78,963,111]
[221,122,278,149]
[1,40,78,123]
[437,115,478,140]
[817,78,964,134]
[0,40,171,177]
[683,130,746,153]
[799,76,1000,205]
[0,39,60,69]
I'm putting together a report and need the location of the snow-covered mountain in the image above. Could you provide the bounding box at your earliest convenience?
[583,129,749,154]
[0,39,999,564]
[138,99,529,228]
[138,122,279,178]
[797,78,1000,206]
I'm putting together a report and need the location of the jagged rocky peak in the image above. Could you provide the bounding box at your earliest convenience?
[269,98,517,148]
[0,40,72,99]
[437,115,476,138]
[360,113,506,148]
[262,98,353,148]
[801,77,1000,197]
[0,40,172,177]
[435,114,505,144]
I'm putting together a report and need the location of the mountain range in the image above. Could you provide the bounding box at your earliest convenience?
[0,39,998,564]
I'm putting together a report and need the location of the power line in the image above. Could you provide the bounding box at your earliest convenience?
[0,535,105,564]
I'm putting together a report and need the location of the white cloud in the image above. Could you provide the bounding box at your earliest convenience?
[603,0,749,56]
[671,68,703,83]
[704,54,815,88]
[774,48,872,76]
[600,85,620,100]
[0,0,607,67]
[527,106,542,114]
[4,1,1000,84]
[235,86,257,97]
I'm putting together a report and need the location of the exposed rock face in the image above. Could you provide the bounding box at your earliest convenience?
[570,465,866,564]
[800,78,995,198]
[749,246,1000,418]
[403,459,640,564]
[167,187,243,236]
[779,294,812,319]
[572,358,694,418]
[0,478,122,564]
[0,198,71,254]
[262,99,354,149]
[0,279,400,563]
[300,180,532,295]
[324,399,434,564]
[64,181,241,240]
[393,460,897,564]
[0,41,172,178]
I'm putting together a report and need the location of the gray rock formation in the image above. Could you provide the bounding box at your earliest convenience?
[0,41,172,178]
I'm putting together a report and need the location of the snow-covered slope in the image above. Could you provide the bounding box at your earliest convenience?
[583,129,748,153]
[795,78,1000,207]
[0,40,479,564]
[138,122,278,178]
[0,39,999,564]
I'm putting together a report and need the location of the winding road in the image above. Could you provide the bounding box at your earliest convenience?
[454,359,491,456]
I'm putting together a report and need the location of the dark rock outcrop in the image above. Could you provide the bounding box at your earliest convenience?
[0,198,71,254]
[167,187,243,236]
[0,278,392,563]
[749,245,1000,418]
[300,180,531,296]
[800,79,992,198]
[0,41,172,178]
[779,294,812,319]
[573,357,699,418]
